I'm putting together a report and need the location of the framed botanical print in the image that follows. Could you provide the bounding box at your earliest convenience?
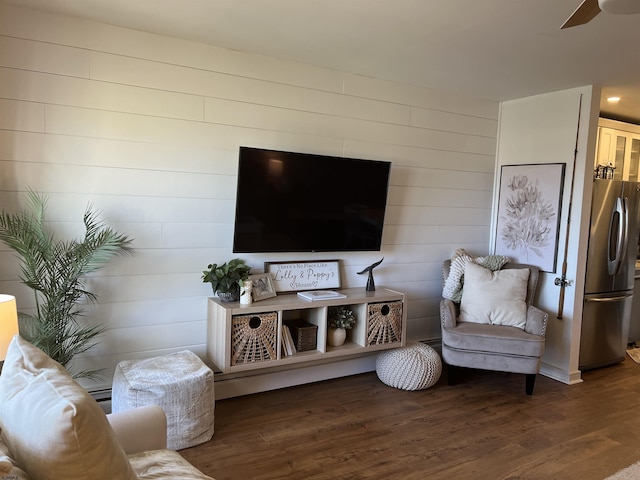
[494,163,566,273]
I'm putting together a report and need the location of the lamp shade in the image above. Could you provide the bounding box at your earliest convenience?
[0,294,19,361]
[599,0,640,14]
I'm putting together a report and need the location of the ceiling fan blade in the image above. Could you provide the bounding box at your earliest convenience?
[561,0,601,28]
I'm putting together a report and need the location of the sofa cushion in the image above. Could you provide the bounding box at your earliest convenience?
[459,263,529,329]
[441,321,546,358]
[0,335,137,480]
[128,449,215,480]
[0,435,29,480]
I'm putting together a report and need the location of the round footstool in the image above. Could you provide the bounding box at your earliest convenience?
[376,342,442,391]
[112,350,215,450]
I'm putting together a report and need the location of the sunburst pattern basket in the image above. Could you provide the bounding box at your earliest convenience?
[367,301,403,345]
[231,312,278,365]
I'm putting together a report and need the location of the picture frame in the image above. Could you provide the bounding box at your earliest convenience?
[249,273,277,302]
[494,163,566,273]
[264,260,341,293]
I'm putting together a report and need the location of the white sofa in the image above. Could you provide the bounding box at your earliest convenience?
[0,335,214,480]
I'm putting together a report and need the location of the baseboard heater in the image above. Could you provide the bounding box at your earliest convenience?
[90,338,444,405]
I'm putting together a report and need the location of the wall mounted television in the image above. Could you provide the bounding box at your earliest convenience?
[232,147,391,253]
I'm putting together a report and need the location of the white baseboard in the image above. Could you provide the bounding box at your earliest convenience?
[91,340,573,405]
[539,362,583,385]
[90,339,444,404]
[92,356,381,406]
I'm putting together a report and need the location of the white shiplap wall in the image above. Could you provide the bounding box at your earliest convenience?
[0,3,499,390]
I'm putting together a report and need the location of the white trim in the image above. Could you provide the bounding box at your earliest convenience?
[540,361,583,385]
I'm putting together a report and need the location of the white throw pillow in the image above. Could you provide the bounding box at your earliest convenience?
[442,248,509,303]
[0,335,137,480]
[459,263,529,329]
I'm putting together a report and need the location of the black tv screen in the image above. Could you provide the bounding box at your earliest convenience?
[232,147,391,253]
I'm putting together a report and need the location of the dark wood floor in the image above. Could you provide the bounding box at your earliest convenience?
[180,358,640,480]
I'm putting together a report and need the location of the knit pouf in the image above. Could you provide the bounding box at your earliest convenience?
[376,342,442,391]
[112,350,215,450]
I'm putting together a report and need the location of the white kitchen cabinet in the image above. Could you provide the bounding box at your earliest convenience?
[596,119,640,181]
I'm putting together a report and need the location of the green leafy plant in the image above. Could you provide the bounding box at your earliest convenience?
[328,305,356,330]
[202,258,251,296]
[0,190,133,379]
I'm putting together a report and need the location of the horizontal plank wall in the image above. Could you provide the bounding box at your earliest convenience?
[0,3,499,391]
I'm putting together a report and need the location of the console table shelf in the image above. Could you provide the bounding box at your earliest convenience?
[206,287,406,374]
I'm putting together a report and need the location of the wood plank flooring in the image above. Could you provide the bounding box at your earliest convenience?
[180,359,640,480]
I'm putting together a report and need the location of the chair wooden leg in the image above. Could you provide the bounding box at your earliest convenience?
[525,374,536,395]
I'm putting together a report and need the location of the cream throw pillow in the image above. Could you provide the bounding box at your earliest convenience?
[442,248,510,303]
[0,335,137,480]
[459,263,529,329]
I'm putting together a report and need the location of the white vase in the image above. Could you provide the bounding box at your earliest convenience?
[240,280,253,305]
[327,327,347,347]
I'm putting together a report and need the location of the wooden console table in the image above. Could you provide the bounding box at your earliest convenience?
[206,287,406,396]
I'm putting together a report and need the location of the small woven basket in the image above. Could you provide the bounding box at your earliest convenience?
[231,312,278,365]
[284,319,318,351]
[367,301,403,345]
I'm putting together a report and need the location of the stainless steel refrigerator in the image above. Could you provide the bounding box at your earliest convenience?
[580,179,640,370]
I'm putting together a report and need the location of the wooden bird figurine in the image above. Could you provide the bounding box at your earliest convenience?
[357,258,383,291]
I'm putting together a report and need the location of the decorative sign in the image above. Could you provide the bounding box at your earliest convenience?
[264,260,341,293]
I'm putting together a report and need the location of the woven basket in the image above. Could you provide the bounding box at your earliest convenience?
[367,301,403,345]
[284,319,317,351]
[231,312,278,365]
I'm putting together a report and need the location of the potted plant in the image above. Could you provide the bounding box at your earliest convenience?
[202,258,251,302]
[0,190,133,379]
[327,305,356,347]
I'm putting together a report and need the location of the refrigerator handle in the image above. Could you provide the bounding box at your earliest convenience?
[620,196,630,275]
[585,293,634,302]
[608,196,628,276]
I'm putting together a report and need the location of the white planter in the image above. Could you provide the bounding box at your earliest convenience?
[327,327,347,347]
[240,280,253,305]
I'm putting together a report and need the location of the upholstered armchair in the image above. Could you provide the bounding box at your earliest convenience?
[440,259,549,395]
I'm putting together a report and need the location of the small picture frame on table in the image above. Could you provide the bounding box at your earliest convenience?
[249,273,277,302]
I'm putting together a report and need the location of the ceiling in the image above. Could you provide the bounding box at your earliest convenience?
[4,0,640,124]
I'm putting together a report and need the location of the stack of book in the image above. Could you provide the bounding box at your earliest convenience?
[282,325,297,356]
[296,290,346,301]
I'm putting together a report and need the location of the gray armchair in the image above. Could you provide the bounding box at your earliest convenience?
[440,260,549,395]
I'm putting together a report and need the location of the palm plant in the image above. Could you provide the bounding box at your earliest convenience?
[0,191,133,379]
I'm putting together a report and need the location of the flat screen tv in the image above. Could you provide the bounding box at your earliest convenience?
[232,147,391,253]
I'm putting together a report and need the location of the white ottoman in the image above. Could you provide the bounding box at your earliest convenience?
[376,342,442,391]
[112,350,215,450]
